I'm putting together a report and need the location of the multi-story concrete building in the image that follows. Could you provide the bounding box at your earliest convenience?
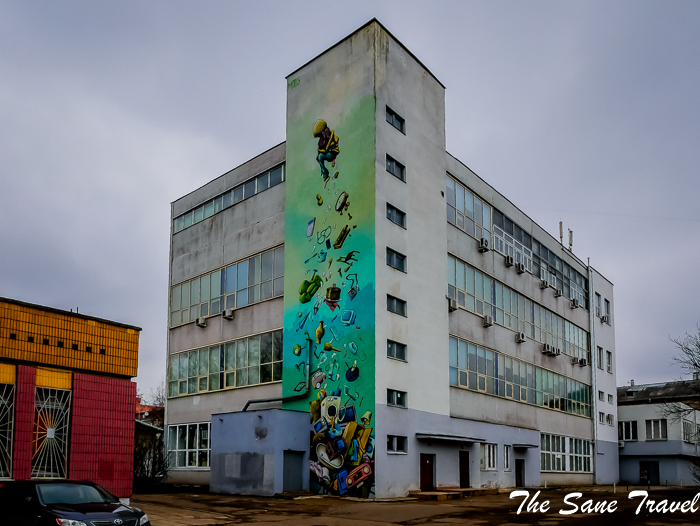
[617,380,700,486]
[0,297,140,497]
[165,19,618,497]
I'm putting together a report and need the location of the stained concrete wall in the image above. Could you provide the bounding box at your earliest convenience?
[210,408,309,495]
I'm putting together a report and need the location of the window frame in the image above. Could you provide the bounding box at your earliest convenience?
[480,443,497,471]
[386,154,406,182]
[386,203,406,228]
[595,293,601,318]
[504,444,511,471]
[645,419,668,441]
[386,106,406,134]
[597,347,604,370]
[387,435,408,454]
[387,389,407,409]
[606,351,612,373]
[618,420,638,441]
[387,295,407,317]
[386,247,407,273]
[387,339,407,362]
[604,299,611,322]
[167,422,211,469]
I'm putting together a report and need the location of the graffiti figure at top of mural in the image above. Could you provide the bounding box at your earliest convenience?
[313,119,340,184]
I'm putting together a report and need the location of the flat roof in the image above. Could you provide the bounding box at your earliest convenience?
[0,296,141,332]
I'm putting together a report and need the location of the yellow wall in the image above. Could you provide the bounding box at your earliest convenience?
[0,299,139,378]
[0,363,15,385]
[35,367,72,390]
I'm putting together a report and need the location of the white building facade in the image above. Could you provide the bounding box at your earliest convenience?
[165,19,619,497]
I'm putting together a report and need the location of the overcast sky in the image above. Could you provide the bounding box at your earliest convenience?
[1,1,699,399]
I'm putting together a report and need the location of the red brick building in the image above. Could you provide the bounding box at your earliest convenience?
[0,297,140,497]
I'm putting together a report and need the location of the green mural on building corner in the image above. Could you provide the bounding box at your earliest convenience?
[283,82,376,497]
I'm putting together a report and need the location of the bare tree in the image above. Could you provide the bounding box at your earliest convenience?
[148,379,166,407]
[659,329,700,422]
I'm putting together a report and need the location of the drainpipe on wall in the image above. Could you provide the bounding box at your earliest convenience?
[242,334,312,411]
[588,258,600,484]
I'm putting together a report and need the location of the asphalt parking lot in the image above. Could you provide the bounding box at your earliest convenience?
[132,485,700,526]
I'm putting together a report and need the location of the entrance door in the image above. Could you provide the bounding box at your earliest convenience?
[459,451,470,488]
[515,459,525,487]
[283,450,305,491]
[420,454,435,491]
[640,461,660,486]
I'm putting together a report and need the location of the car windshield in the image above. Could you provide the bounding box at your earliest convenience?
[36,484,117,505]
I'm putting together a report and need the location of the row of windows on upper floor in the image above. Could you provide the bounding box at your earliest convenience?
[170,246,284,327]
[172,164,285,234]
[449,336,592,418]
[447,254,591,362]
[446,175,590,309]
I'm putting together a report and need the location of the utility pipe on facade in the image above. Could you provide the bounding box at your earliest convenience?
[588,258,600,483]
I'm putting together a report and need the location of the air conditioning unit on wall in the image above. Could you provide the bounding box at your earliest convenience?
[516,332,526,343]
[478,237,490,253]
[448,297,458,312]
[482,315,493,327]
[571,299,580,309]
[505,255,514,267]
[222,308,234,320]
[540,279,549,289]
[515,262,525,274]
[195,317,207,328]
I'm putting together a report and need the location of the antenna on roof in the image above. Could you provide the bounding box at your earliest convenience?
[559,221,563,245]
[568,229,573,251]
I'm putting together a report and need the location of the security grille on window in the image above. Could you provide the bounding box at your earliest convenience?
[386,203,406,228]
[387,435,408,453]
[168,422,211,468]
[618,421,638,441]
[387,340,407,361]
[170,246,284,327]
[504,445,511,471]
[449,336,592,417]
[386,248,406,272]
[386,107,405,133]
[387,295,407,316]
[387,389,407,408]
[646,419,667,440]
[683,420,693,442]
[480,443,497,471]
[448,255,591,362]
[386,155,406,182]
[168,330,283,397]
[606,351,612,373]
[446,175,492,244]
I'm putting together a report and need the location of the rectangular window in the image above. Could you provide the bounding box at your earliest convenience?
[386,248,407,272]
[604,299,611,321]
[387,295,407,317]
[480,443,497,471]
[684,421,693,443]
[386,154,406,182]
[387,340,407,361]
[595,293,601,317]
[504,445,511,471]
[173,164,285,233]
[606,414,614,426]
[448,335,592,418]
[598,390,604,402]
[618,421,638,441]
[168,422,211,468]
[597,347,604,370]
[170,245,283,327]
[386,203,406,228]
[608,394,613,404]
[387,389,407,408]
[606,351,612,373]
[645,419,667,440]
[387,435,408,453]
[167,330,283,397]
[386,106,405,133]
[446,175,493,246]
[599,412,605,424]
[541,433,591,472]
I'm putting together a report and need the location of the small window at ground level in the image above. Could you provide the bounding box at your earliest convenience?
[480,443,497,470]
[387,435,407,453]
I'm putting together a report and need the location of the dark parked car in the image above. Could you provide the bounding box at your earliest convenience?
[0,480,150,526]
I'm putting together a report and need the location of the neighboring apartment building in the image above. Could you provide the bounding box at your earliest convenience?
[165,19,618,497]
[617,380,700,486]
[0,297,140,497]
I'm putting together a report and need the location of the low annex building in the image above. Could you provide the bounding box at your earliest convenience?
[166,19,618,497]
[0,297,140,497]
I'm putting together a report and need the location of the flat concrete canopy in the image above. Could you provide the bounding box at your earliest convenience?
[415,432,486,443]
